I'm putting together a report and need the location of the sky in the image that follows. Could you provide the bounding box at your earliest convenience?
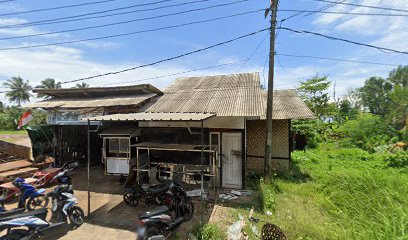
[0,0,407,104]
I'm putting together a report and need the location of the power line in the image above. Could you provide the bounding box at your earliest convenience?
[103,56,267,86]
[236,33,268,72]
[276,53,400,67]
[303,0,347,17]
[57,28,269,85]
[0,9,264,51]
[280,27,408,55]
[0,0,204,29]
[280,0,345,22]
[0,0,250,41]
[314,0,408,14]
[0,0,122,17]
[279,9,408,17]
[0,0,15,3]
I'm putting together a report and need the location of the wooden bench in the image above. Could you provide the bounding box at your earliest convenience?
[0,160,33,173]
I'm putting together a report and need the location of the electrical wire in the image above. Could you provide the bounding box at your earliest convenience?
[55,28,269,85]
[276,53,400,67]
[103,56,267,86]
[0,0,251,41]
[0,0,15,3]
[0,9,264,51]
[280,27,408,55]
[303,0,347,17]
[235,33,269,72]
[279,9,408,17]
[0,0,122,17]
[0,0,212,29]
[314,0,408,14]
[280,0,346,22]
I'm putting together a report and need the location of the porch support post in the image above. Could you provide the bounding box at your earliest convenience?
[200,119,204,224]
[87,119,91,218]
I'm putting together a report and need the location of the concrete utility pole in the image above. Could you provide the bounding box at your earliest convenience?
[265,0,279,179]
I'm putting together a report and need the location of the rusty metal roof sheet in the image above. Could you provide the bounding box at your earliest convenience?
[262,90,316,120]
[25,94,156,109]
[32,84,163,98]
[85,112,216,121]
[146,72,264,117]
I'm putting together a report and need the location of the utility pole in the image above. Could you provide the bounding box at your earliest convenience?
[264,0,279,179]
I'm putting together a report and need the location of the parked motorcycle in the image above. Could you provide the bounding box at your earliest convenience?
[46,168,84,226]
[135,182,195,240]
[123,182,173,207]
[0,199,24,218]
[0,208,66,240]
[12,178,48,211]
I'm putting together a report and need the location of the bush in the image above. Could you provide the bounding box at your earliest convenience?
[336,114,398,152]
[260,179,276,212]
[385,152,408,168]
[192,224,226,240]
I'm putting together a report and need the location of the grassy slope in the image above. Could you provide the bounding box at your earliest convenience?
[228,145,408,240]
[0,130,27,135]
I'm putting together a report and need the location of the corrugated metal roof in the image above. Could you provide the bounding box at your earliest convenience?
[85,112,216,121]
[146,72,264,117]
[32,84,163,98]
[99,125,139,136]
[262,90,316,120]
[25,94,156,109]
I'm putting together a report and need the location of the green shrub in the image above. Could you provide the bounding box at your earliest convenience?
[385,152,408,168]
[336,113,398,152]
[192,224,226,240]
[260,179,276,212]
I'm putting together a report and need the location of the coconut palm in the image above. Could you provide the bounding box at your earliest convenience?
[35,78,61,99]
[74,82,89,89]
[3,76,32,106]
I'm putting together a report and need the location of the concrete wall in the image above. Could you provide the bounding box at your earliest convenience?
[246,120,290,173]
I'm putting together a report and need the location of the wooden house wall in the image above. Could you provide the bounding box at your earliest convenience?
[246,119,290,173]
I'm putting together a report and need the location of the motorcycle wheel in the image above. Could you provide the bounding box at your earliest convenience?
[182,200,195,222]
[0,229,29,240]
[123,193,139,206]
[27,194,49,211]
[140,226,162,240]
[69,206,85,226]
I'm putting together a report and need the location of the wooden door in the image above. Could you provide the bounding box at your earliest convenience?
[222,132,242,189]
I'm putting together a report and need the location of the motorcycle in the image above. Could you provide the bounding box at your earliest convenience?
[135,182,195,240]
[46,168,84,226]
[123,182,173,207]
[0,199,25,218]
[0,208,66,240]
[12,178,48,211]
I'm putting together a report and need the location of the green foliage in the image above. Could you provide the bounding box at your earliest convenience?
[359,77,393,117]
[338,99,359,121]
[336,114,398,152]
[35,78,61,99]
[297,75,331,119]
[292,119,337,149]
[260,179,276,212]
[385,152,408,168]
[0,108,46,130]
[388,65,408,88]
[74,82,90,88]
[192,224,226,240]
[3,76,32,106]
[388,85,408,129]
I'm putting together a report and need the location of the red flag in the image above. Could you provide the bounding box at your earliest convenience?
[18,110,34,129]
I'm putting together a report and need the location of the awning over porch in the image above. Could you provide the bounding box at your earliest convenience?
[84,112,216,122]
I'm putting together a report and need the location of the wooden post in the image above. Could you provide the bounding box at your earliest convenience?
[87,119,91,218]
[265,0,279,179]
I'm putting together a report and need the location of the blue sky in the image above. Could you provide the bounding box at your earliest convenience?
[0,0,407,104]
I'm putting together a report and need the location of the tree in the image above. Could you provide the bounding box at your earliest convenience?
[3,76,32,106]
[388,65,408,88]
[297,75,331,119]
[359,77,392,117]
[35,78,61,99]
[388,85,408,129]
[0,101,3,112]
[338,99,359,121]
[74,82,89,89]
[346,88,362,110]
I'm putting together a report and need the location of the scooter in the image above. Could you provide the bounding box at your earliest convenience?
[12,178,48,211]
[0,208,66,240]
[123,182,173,207]
[46,168,84,226]
[0,199,25,218]
[135,182,194,240]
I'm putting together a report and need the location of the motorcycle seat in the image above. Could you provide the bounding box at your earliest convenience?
[142,183,169,194]
[139,205,170,219]
[0,209,48,222]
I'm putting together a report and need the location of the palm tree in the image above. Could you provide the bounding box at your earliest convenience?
[3,76,32,106]
[35,78,61,99]
[74,82,89,89]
